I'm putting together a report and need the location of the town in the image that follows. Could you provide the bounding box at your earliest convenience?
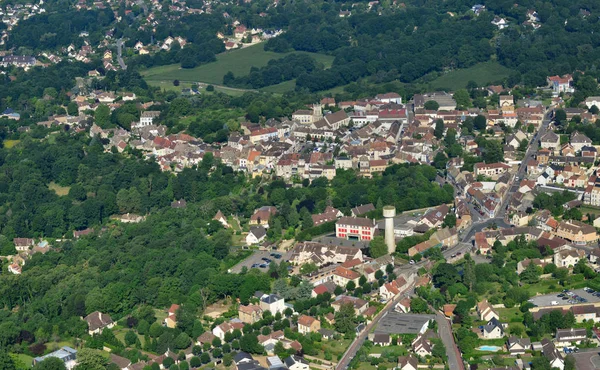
[2,0,600,369]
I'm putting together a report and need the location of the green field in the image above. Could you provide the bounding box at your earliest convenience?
[426,62,513,90]
[141,43,334,89]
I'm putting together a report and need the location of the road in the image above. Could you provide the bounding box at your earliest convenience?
[456,109,553,244]
[117,38,127,70]
[435,310,465,370]
[335,283,414,370]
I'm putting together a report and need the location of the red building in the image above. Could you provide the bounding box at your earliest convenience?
[336,217,377,241]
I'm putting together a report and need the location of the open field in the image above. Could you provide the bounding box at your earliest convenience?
[425,62,513,90]
[141,43,334,88]
[4,140,20,148]
[48,182,71,196]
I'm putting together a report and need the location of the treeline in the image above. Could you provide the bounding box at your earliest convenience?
[223,54,320,89]
[259,0,600,91]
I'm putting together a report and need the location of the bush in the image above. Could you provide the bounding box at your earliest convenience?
[206,85,215,92]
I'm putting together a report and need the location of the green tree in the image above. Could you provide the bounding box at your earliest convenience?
[442,214,456,228]
[434,119,444,139]
[410,297,428,313]
[67,102,79,116]
[0,353,16,370]
[433,263,460,289]
[94,104,111,128]
[300,207,313,229]
[33,357,67,370]
[125,330,139,346]
[474,115,487,131]
[74,349,108,370]
[453,89,471,108]
[520,263,541,284]
[334,303,357,333]
[424,100,439,110]
[369,236,388,258]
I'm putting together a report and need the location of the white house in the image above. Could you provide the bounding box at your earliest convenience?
[284,355,309,370]
[259,294,285,315]
[246,226,267,246]
[482,317,505,339]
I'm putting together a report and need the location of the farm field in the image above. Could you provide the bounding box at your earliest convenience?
[141,43,334,89]
[425,62,513,90]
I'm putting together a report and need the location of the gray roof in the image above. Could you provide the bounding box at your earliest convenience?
[261,294,282,304]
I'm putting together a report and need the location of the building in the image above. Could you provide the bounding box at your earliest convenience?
[1,55,36,68]
[553,249,585,267]
[412,334,432,356]
[541,338,564,370]
[507,336,531,355]
[332,266,361,287]
[482,317,505,339]
[164,304,179,328]
[33,347,77,370]
[474,162,511,178]
[238,304,263,324]
[250,206,278,227]
[84,311,114,335]
[555,328,586,346]
[260,294,285,315]
[331,295,369,315]
[246,226,267,246]
[555,220,598,245]
[397,355,418,370]
[284,356,309,370]
[335,217,377,241]
[584,96,600,109]
[136,111,161,127]
[297,315,321,334]
[477,300,499,322]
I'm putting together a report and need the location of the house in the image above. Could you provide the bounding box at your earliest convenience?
[297,315,320,334]
[584,96,600,109]
[412,334,432,356]
[212,320,245,340]
[507,336,531,355]
[482,317,505,339]
[213,210,229,228]
[164,303,180,328]
[260,294,285,315]
[570,131,593,152]
[540,131,560,151]
[554,248,585,267]
[110,354,132,370]
[196,331,216,347]
[246,226,267,246]
[84,311,114,335]
[33,347,77,370]
[312,206,343,225]
[380,276,408,300]
[419,204,449,228]
[13,238,34,251]
[555,328,586,346]
[319,328,335,340]
[267,356,285,370]
[311,281,338,298]
[477,300,499,321]
[239,304,263,324]
[395,297,411,313]
[250,206,277,226]
[331,295,369,315]
[474,162,511,178]
[284,355,309,370]
[397,355,418,370]
[335,217,377,241]
[332,266,361,287]
[547,74,574,95]
[351,203,375,216]
[371,333,392,346]
[541,338,564,370]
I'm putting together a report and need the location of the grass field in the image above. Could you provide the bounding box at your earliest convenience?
[4,140,20,148]
[581,206,600,217]
[48,182,71,196]
[141,43,334,89]
[426,62,513,90]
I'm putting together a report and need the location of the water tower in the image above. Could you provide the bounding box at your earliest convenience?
[383,206,396,254]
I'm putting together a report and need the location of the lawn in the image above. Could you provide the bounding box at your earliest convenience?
[581,206,600,217]
[425,62,513,90]
[141,43,334,88]
[11,354,33,369]
[4,139,20,148]
[315,338,352,361]
[48,182,71,196]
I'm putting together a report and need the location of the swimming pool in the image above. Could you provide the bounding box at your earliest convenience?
[477,345,503,352]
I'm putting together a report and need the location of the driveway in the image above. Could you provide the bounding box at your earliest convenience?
[435,310,464,370]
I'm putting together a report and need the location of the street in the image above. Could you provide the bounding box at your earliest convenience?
[435,310,465,370]
[117,38,127,70]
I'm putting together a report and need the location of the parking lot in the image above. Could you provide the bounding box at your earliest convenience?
[572,350,600,369]
[529,288,600,308]
[228,250,286,273]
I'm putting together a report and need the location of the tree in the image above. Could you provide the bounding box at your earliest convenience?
[442,214,456,228]
[173,80,180,86]
[175,333,191,349]
[206,85,215,92]
[554,109,567,125]
[433,152,448,170]
[474,115,487,131]
[520,263,541,284]
[334,303,356,333]
[94,104,111,128]
[410,297,428,313]
[433,263,460,288]
[453,89,471,108]
[434,119,444,139]
[369,236,388,258]
[424,100,439,110]
[300,207,313,228]
[33,357,66,370]
[125,330,139,346]
[564,355,576,370]
[74,349,108,370]
[67,102,79,116]
[190,357,201,368]
[0,353,16,370]
[590,105,599,115]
